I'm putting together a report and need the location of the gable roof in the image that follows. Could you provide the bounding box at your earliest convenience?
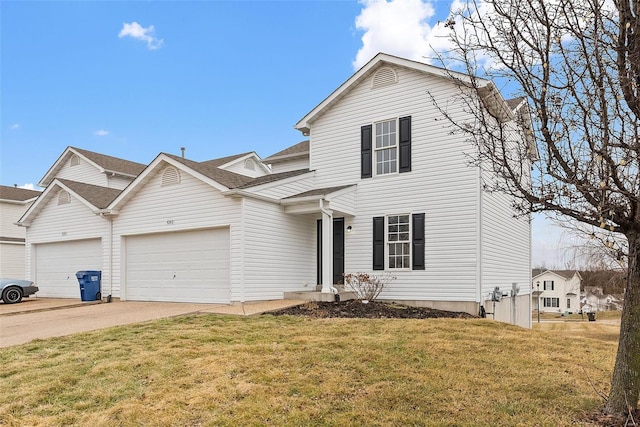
[39,146,147,187]
[263,141,309,163]
[163,153,255,189]
[532,269,582,280]
[200,152,253,168]
[56,179,122,209]
[17,179,121,226]
[295,53,491,133]
[282,185,354,199]
[0,185,41,203]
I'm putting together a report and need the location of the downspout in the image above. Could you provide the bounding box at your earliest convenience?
[240,197,246,303]
[476,162,484,314]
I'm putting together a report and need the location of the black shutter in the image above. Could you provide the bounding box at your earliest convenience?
[361,125,373,178]
[373,216,385,270]
[412,213,425,270]
[399,116,411,173]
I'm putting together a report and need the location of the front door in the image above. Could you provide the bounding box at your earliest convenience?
[317,217,345,285]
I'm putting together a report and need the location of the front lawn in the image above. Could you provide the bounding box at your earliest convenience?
[1,315,616,426]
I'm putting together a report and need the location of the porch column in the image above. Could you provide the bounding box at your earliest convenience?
[321,205,333,293]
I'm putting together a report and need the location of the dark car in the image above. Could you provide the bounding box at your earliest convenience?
[0,278,39,304]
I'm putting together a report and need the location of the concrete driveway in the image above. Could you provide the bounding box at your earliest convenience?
[0,297,304,348]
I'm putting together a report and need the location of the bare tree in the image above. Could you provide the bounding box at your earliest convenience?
[433,0,639,417]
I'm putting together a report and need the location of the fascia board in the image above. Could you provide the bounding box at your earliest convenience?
[295,53,483,131]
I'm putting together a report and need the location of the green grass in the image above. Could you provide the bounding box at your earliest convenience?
[0,315,618,426]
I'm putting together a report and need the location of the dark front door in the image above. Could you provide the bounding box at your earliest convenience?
[333,218,345,284]
[316,217,345,285]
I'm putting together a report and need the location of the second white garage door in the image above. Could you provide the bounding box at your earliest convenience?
[35,239,102,298]
[124,228,230,303]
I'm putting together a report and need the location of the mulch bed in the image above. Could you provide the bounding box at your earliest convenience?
[268,299,477,319]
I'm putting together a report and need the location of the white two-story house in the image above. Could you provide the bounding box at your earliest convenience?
[18,53,533,327]
[532,269,582,313]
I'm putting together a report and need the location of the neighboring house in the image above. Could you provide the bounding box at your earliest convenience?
[581,286,624,312]
[531,269,582,313]
[17,53,533,327]
[0,186,41,278]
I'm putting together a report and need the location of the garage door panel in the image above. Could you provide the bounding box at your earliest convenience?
[35,239,102,298]
[125,228,230,303]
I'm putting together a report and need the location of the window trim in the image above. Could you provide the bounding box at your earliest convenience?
[543,297,560,308]
[373,118,398,176]
[543,280,554,291]
[386,214,411,270]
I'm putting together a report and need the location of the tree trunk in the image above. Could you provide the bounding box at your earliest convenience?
[605,230,640,415]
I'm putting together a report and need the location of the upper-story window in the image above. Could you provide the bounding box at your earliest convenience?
[375,119,397,175]
[69,154,80,167]
[57,190,71,205]
[543,280,554,291]
[361,116,411,179]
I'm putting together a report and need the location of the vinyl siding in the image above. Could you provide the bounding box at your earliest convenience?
[309,66,480,301]
[112,166,242,299]
[222,158,268,178]
[0,202,30,239]
[55,156,110,187]
[241,197,316,300]
[24,191,111,286]
[107,175,135,190]
[250,174,316,199]
[270,157,310,174]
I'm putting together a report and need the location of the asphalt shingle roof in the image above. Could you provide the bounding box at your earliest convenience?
[71,147,147,177]
[237,169,310,189]
[0,185,41,202]
[57,179,122,209]
[283,185,354,199]
[263,141,309,162]
[163,153,255,189]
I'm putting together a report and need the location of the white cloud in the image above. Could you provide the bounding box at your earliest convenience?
[353,0,449,69]
[19,183,36,190]
[118,22,164,50]
[10,123,20,130]
[94,129,110,136]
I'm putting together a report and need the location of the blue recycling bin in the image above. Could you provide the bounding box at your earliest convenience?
[76,271,102,301]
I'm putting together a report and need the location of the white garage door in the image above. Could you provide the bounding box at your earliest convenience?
[125,228,230,303]
[35,239,102,298]
[0,243,25,278]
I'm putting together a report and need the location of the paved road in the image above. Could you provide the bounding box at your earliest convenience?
[0,299,304,348]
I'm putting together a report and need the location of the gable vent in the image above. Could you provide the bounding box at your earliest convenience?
[372,67,398,89]
[161,166,181,187]
[69,154,80,167]
[244,158,256,171]
[57,190,71,205]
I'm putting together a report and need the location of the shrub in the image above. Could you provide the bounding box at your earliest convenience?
[342,272,396,302]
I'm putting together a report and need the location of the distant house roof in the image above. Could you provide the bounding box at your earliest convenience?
[532,269,582,280]
[57,179,122,209]
[0,185,41,202]
[505,97,526,110]
[200,152,254,168]
[263,141,309,163]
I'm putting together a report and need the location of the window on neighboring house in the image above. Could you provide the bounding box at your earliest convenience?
[69,154,80,167]
[543,280,554,291]
[375,119,397,175]
[543,297,559,308]
[161,166,181,187]
[373,213,424,271]
[567,298,571,309]
[57,190,71,205]
[361,116,411,178]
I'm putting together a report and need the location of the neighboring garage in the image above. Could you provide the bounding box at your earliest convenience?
[0,241,26,278]
[124,228,230,303]
[34,238,102,298]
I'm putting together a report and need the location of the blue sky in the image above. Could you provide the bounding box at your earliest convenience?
[0,0,574,267]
